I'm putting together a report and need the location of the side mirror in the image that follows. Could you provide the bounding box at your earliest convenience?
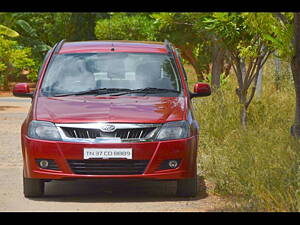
[12,83,33,98]
[190,83,211,98]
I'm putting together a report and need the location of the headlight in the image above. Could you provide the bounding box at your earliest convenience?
[28,120,61,141]
[155,121,190,141]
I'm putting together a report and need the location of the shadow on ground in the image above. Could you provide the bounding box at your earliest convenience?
[31,175,208,203]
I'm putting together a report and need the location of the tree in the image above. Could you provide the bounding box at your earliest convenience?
[269,13,300,138]
[0,12,67,77]
[95,13,157,41]
[210,35,225,89]
[290,13,300,138]
[151,13,213,81]
[67,13,98,41]
[95,13,216,82]
[204,13,275,127]
[0,36,35,90]
[11,13,70,62]
[0,17,35,89]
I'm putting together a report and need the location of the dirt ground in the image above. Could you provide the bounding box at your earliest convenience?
[0,96,227,212]
[0,91,13,97]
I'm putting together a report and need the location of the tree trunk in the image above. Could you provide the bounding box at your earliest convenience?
[241,59,246,82]
[67,13,96,41]
[224,63,231,76]
[178,45,205,81]
[211,40,225,90]
[240,104,247,129]
[291,13,300,138]
[234,56,259,129]
[234,57,248,128]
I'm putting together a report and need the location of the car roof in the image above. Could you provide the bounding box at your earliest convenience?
[59,40,168,54]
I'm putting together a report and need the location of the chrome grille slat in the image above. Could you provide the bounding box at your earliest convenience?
[139,130,143,139]
[73,130,78,138]
[56,123,160,143]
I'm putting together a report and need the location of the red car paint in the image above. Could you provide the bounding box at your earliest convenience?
[14,40,211,197]
[35,96,186,123]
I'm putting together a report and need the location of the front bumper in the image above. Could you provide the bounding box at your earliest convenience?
[22,136,198,180]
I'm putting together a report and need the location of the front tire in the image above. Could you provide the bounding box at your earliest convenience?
[23,175,45,198]
[176,176,198,197]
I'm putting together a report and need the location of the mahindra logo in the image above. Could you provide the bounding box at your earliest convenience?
[100,124,116,132]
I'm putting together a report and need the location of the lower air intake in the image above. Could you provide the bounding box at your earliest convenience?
[68,160,149,175]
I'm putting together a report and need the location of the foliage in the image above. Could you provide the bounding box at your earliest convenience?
[0,12,108,81]
[205,72,231,89]
[151,13,213,79]
[0,12,69,79]
[95,13,157,41]
[0,11,300,210]
[203,13,250,50]
[202,13,276,127]
[95,13,215,80]
[12,13,70,62]
[263,13,294,61]
[0,24,19,37]
[0,35,35,89]
[189,62,300,211]
[67,13,98,41]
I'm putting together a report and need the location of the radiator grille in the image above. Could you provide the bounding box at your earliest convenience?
[61,127,156,140]
[68,160,149,175]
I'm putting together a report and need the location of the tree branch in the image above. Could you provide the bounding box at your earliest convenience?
[245,86,256,109]
[232,54,244,89]
[273,13,289,25]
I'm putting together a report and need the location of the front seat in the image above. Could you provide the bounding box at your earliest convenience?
[58,60,96,92]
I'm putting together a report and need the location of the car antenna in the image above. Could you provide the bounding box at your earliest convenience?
[109,12,115,51]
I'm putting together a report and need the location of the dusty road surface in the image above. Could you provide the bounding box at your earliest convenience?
[0,97,226,212]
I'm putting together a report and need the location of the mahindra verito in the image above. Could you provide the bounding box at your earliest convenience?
[13,40,211,198]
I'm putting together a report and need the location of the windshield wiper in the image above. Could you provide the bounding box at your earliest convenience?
[109,87,180,96]
[51,88,132,97]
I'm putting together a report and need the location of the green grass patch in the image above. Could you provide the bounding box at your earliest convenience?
[187,63,300,211]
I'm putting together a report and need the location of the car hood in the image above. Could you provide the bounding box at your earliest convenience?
[35,96,186,124]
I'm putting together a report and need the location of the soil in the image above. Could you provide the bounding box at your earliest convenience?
[0,91,13,97]
[0,97,227,212]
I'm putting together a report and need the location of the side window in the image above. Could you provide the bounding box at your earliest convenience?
[37,49,52,81]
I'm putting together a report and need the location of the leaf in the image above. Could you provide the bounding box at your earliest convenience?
[0,24,19,37]
[33,44,51,52]
[15,19,38,37]
[263,33,283,48]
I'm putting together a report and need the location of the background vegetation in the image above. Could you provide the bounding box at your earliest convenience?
[0,12,300,211]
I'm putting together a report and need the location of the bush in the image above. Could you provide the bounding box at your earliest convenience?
[0,36,36,89]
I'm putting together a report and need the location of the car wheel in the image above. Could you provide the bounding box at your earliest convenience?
[176,176,198,197]
[23,175,45,198]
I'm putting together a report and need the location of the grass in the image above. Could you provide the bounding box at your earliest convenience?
[186,59,300,211]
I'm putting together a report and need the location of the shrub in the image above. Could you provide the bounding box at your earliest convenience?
[0,36,35,89]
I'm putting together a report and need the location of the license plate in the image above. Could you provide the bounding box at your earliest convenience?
[83,148,132,159]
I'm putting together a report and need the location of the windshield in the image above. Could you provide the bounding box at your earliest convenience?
[41,52,182,97]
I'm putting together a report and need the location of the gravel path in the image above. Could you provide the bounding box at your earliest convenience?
[0,97,226,212]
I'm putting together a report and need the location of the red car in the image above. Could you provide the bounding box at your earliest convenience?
[13,40,211,198]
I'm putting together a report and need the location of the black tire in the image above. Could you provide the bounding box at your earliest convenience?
[176,176,198,197]
[23,175,45,198]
